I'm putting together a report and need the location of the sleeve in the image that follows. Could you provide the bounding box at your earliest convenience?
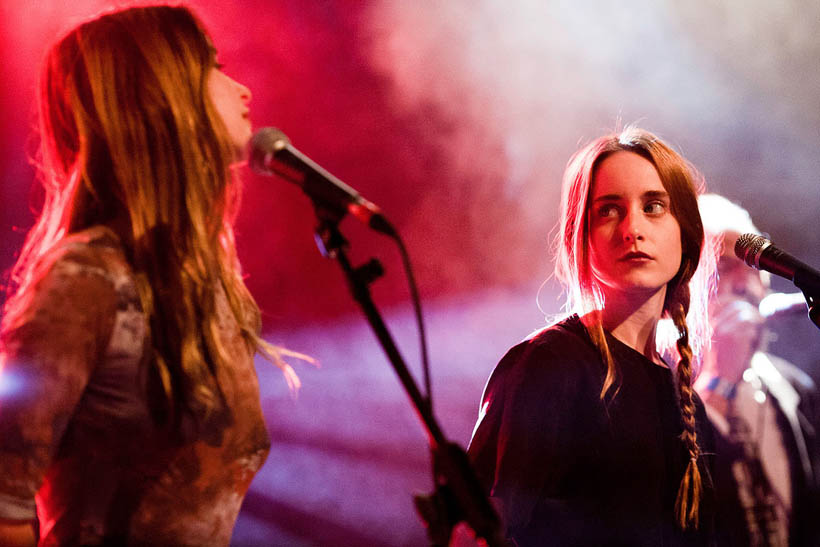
[0,252,118,520]
[467,337,581,537]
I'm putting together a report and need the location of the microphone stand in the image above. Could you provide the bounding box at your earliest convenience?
[310,203,505,547]
[793,272,820,332]
[802,293,819,332]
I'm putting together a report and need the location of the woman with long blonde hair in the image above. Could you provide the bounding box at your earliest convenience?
[0,5,301,545]
[468,127,718,545]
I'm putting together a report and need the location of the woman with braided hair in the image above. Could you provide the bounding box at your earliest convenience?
[468,127,718,545]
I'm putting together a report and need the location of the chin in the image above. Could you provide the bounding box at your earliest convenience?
[608,276,670,296]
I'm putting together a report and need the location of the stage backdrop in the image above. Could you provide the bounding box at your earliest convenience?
[2,1,818,544]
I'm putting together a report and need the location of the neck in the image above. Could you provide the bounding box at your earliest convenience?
[600,286,667,365]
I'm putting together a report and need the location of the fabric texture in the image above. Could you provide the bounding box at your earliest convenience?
[467,314,717,546]
[0,226,270,546]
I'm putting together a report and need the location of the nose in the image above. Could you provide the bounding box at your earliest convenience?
[621,209,644,243]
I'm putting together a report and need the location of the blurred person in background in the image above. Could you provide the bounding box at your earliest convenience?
[696,193,820,547]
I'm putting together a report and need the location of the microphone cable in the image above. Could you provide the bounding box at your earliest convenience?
[389,229,433,411]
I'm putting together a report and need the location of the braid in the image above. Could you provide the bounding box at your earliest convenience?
[670,291,702,529]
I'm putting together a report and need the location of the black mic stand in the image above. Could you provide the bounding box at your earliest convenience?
[802,293,819,332]
[793,272,820,332]
[310,203,505,547]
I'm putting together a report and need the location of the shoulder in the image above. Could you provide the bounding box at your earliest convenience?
[523,314,591,349]
[25,226,136,302]
[38,226,129,279]
[482,315,601,401]
[3,227,132,334]
[507,314,598,370]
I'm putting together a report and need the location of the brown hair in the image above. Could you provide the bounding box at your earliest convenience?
[4,5,297,431]
[555,126,708,528]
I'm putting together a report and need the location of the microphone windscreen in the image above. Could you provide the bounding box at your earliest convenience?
[249,127,290,175]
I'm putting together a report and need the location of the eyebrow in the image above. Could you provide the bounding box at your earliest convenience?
[592,190,669,203]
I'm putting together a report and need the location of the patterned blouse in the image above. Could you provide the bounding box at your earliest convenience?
[0,226,270,545]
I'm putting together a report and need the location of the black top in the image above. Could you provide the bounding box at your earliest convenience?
[467,315,716,546]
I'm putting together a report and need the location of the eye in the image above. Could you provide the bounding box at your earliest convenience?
[594,204,620,219]
[644,201,666,215]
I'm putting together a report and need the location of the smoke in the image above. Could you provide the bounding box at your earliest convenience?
[3,0,819,318]
[358,1,734,276]
[673,0,820,130]
[362,1,730,188]
[360,0,820,292]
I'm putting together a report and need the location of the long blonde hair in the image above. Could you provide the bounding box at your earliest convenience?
[4,5,296,431]
[555,126,712,528]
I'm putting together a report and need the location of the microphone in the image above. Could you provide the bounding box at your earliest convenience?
[734,233,820,297]
[249,127,395,236]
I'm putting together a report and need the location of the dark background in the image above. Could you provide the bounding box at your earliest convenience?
[2,1,818,544]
